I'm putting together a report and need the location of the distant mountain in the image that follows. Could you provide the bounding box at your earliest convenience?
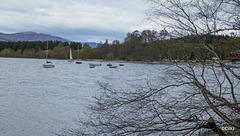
[0,31,101,48]
[0,31,70,42]
[82,42,100,48]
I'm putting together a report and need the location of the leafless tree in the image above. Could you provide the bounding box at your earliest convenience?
[60,0,240,136]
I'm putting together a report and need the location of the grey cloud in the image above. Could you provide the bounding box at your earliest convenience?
[0,0,151,42]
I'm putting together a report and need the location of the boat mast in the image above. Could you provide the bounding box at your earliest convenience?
[46,41,49,61]
[77,44,79,60]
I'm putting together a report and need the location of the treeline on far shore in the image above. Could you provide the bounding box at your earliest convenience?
[0,41,82,59]
[0,30,240,61]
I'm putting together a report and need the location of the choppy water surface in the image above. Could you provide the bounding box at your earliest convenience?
[0,57,161,136]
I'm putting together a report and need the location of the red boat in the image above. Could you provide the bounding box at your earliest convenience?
[76,61,82,64]
[119,64,124,66]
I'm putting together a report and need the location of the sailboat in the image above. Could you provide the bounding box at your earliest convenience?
[43,41,55,68]
[76,44,82,64]
[68,48,74,62]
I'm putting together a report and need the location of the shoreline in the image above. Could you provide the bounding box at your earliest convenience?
[1,57,240,67]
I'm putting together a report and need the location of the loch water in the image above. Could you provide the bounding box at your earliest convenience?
[0,57,161,136]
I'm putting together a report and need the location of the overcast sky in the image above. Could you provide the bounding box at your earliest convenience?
[0,0,155,43]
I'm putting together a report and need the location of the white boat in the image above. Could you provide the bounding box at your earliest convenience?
[89,63,101,66]
[43,61,55,68]
[89,65,95,68]
[68,48,74,62]
[43,41,55,68]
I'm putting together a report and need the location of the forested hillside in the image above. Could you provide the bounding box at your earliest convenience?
[94,30,240,61]
[0,30,239,61]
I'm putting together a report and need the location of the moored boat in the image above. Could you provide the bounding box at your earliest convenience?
[89,63,101,66]
[119,64,124,66]
[227,65,240,68]
[107,63,112,66]
[76,61,82,64]
[43,61,55,68]
[75,44,82,64]
[89,65,95,68]
[43,41,55,68]
[109,66,117,68]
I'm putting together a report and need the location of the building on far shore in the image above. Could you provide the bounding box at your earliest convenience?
[227,50,240,61]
